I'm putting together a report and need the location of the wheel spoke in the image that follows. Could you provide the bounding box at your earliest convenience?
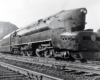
[44,50,53,58]
[21,51,25,56]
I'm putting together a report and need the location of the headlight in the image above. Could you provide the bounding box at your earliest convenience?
[80,8,87,14]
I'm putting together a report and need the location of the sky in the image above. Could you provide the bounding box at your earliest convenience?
[0,0,100,31]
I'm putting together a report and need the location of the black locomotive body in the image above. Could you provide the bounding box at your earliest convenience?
[53,30,100,51]
[0,8,99,61]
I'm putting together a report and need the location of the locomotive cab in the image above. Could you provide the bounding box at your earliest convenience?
[51,29,100,61]
[77,30,100,51]
[75,30,100,60]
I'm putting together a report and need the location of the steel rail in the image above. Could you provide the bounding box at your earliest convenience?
[0,62,63,80]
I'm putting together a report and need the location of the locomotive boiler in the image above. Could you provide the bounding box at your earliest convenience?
[0,7,99,61]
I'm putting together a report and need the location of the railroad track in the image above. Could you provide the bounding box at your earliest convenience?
[0,53,100,80]
[2,53,100,71]
[0,65,29,80]
[0,62,63,80]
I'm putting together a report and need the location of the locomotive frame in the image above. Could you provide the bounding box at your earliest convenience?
[1,8,100,61]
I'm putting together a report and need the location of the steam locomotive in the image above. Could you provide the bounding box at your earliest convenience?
[0,8,99,61]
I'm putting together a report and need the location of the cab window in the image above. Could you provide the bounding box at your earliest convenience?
[83,36,91,40]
